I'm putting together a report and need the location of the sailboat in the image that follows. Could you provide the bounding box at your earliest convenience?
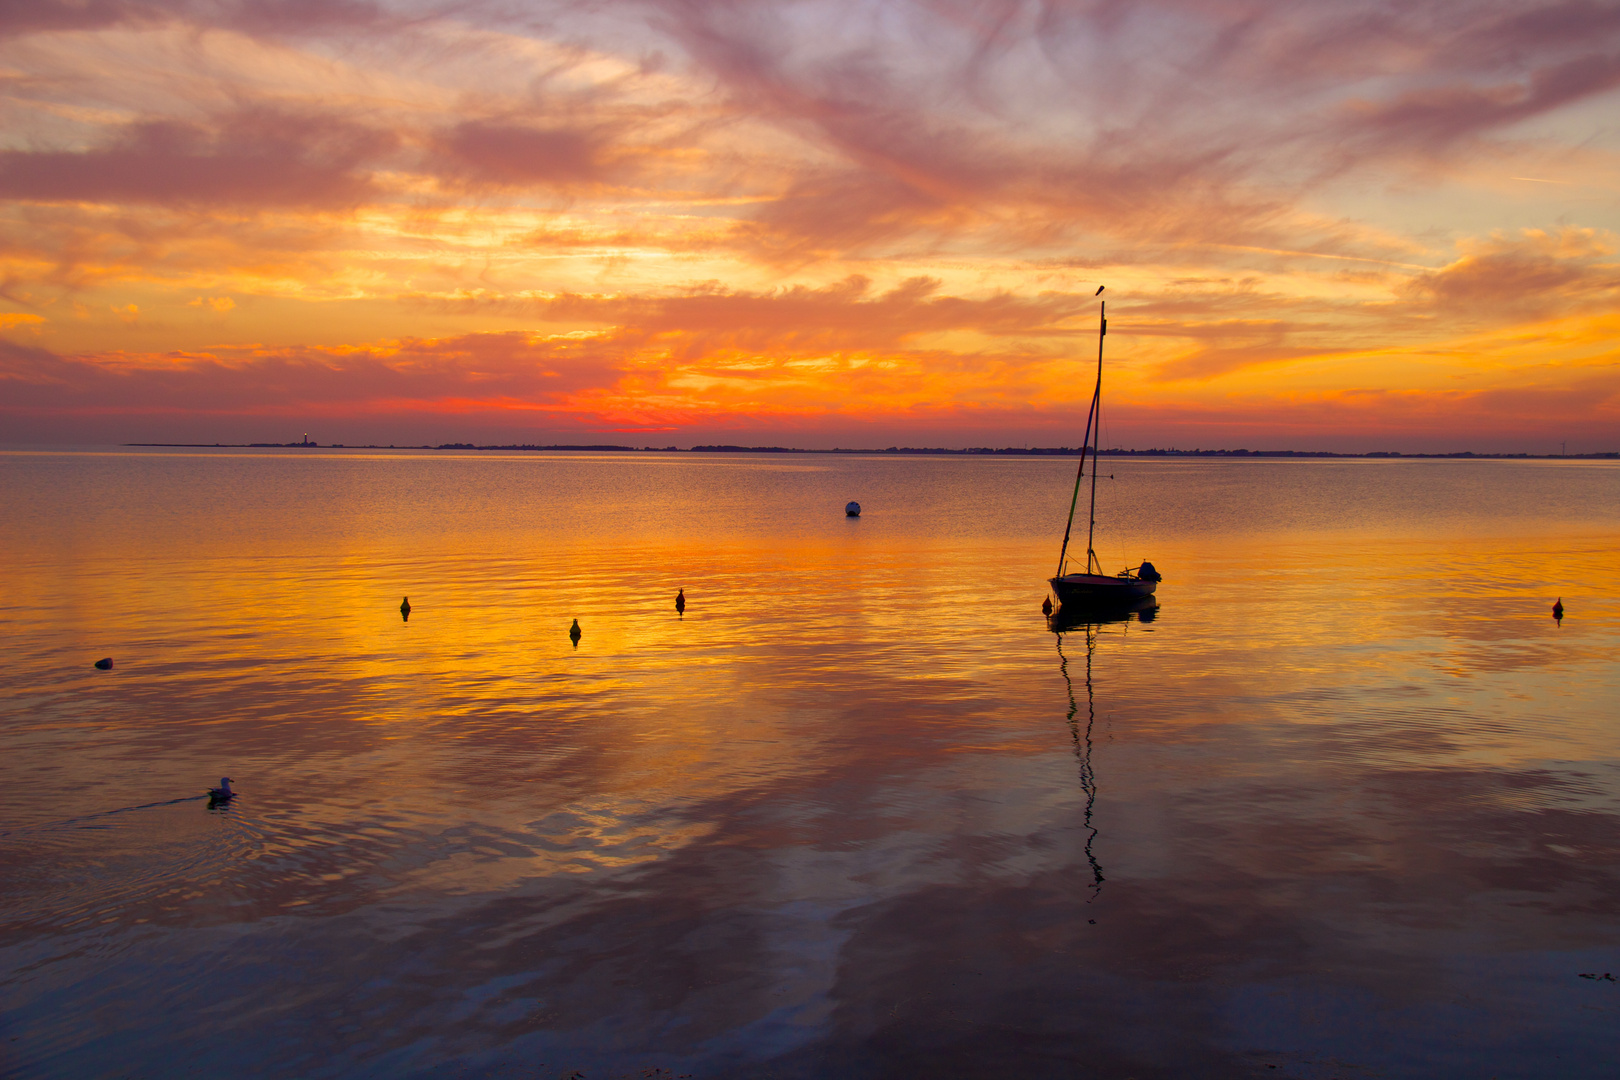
[1049,288,1161,609]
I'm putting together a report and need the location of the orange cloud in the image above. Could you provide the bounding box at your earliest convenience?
[1399,229,1620,322]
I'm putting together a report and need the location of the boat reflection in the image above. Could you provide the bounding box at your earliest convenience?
[1047,594,1158,633]
[1048,597,1156,901]
[1047,596,1153,901]
[1051,630,1101,901]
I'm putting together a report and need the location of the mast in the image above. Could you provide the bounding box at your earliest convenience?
[1056,295,1105,578]
[1086,300,1105,574]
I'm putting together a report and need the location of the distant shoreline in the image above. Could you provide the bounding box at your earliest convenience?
[123,443,1619,459]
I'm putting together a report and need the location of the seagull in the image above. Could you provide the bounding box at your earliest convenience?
[675,589,685,615]
[1553,597,1564,620]
[569,618,582,644]
[400,596,411,621]
[208,777,235,801]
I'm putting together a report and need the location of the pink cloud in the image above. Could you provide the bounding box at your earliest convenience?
[0,0,153,37]
[0,109,395,209]
[430,120,613,189]
[0,0,390,39]
[1340,53,1620,154]
[0,331,626,419]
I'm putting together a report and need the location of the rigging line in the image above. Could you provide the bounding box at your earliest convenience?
[1085,299,1105,576]
[1097,396,1129,572]
[1095,395,1118,571]
[1055,346,1102,578]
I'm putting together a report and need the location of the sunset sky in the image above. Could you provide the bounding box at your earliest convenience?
[2,0,1618,451]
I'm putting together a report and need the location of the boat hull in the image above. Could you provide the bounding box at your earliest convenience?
[1049,573,1156,606]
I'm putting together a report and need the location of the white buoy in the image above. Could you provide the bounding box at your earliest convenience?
[845,501,861,517]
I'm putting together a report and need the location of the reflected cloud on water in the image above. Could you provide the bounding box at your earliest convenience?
[2,452,1619,1078]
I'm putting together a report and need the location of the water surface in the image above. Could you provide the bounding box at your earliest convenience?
[2,450,1617,1078]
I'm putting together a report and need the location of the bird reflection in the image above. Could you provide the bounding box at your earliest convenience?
[1054,623,1106,899]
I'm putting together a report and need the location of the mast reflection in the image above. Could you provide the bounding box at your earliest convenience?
[1048,598,1155,900]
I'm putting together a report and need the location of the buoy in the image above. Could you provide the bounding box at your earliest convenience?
[1042,597,1053,616]
[1553,597,1564,620]
[208,777,234,801]
[569,618,582,644]
[94,657,114,670]
[400,596,411,621]
[845,501,861,517]
[675,588,685,615]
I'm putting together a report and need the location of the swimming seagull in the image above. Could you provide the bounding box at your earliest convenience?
[208,777,235,801]
[400,596,411,620]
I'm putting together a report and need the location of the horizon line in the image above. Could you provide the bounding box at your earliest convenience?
[117,443,1620,459]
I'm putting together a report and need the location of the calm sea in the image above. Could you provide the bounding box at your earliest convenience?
[2,449,1617,1079]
